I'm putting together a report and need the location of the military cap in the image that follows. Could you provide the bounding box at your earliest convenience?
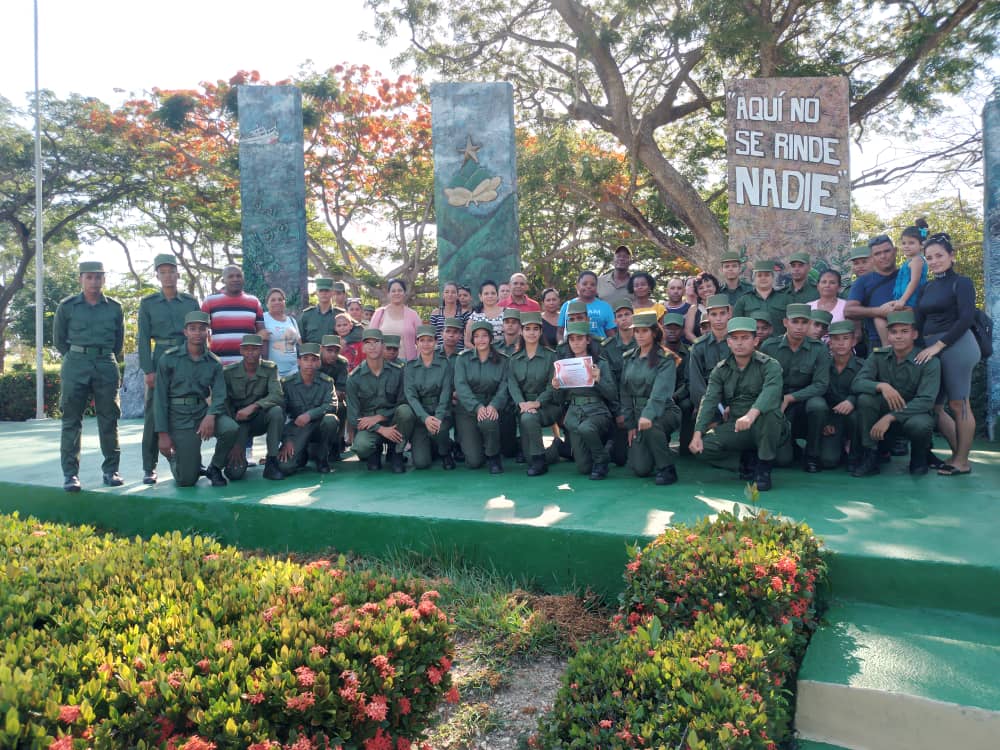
[502,308,521,321]
[752,312,773,323]
[321,334,343,348]
[849,246,872,261]
[331,281,346,293]
[363,304,376,313]
[154,254,178,269]
[706,294,731,310]
[383,334,401,348]
[520,311,542,327]
[444,317,465,330]
[314,278,334,290]
[240,334,264,346]
[361,328,383,342]
[184,311,211,325]
[828,321,855,336]
[567,299,588,315]
[789,252,811,265]
[727,317,757,334]
[565,321,591,337]
[298,342,321,357]
[469,319,495,336]
[720,251,743,264]
[632,312,659,329]
[887,311,915,326]
[785,303,813,320]
[79,260,105,274]
[612,298,634,312]
[416,324,436,339]
[662,313,685,328]
[810,309,833,326]
[752,259,775,274]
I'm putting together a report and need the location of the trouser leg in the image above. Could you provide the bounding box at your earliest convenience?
[611,424,629,466]
[142,384,158,472]
[856,393,884,450]
[311,414,340,463]
[898,413,934,456]
[351,427,381,460]
[278,422,319,475]
[677,398,695,455]
[518,410,544,458]
[499,406,518,458]
[700,422,752,462]
[434,416,453,459]
[410,423,434,469]
[170,427,202,486]
[776,401,804,466]
[59,359,90,477]
[565,406,610,474]
[454,408,484,468]
[390,405,416,455]
[751,409,785,462]
[92,358,121,474]
[804,396,829,459]
[209,415,239,469]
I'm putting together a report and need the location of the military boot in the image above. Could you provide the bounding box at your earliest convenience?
[263,456,286,480]
[526,455,548,476]
[738,450,757,481]
[754,459,773,492]
[851,449,881,478]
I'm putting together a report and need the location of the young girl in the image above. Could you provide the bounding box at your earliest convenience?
[335,313,363,369]
[876,221,929,345]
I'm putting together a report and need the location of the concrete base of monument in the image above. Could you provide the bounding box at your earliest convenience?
[2,420,999,746]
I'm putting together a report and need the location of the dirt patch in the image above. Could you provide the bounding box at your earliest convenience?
[510,589,612,650]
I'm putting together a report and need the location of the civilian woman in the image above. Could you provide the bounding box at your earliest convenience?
[429,281,467,351]
[629,272,665,321]
[465,279,504,348]
[370,278,422,361]
[540,287,561,347]
[261,288,301,377]
[683,273,721,343]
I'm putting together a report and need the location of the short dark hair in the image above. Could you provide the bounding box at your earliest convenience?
[387,277,407,293]
[578,271,598,283]
[867,233,893,249]
[627,272,656,295]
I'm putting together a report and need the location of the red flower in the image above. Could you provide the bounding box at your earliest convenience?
[58,705,81,724]
[289,585,305,595]
[426,666,442,685]
[202,553,220,561]
[439,655,452,671]
[48,738,74,750]
[246,692,265,704]
[754,564,768,579]
[181,737,217,750]
[770,576,784,592]
[310,645,328,658]
[364,728,393,750]
[733,643,749,660]
[599,719,612,728]
[286,692,316,711]
[366,694,388,721]
[133,657,146,671]
[398,697,411,715]
[445,686,460,704]
[295,665,316,687]
[371,654,396,678]
[219,639,234,652]
[167,669,184,689]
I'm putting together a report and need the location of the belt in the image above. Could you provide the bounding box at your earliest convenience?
[154,337,184,348]
[170,396,203,406]
[570,395,602,405]
[69,345,112,355]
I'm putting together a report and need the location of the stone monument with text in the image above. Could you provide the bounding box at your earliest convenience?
[983,95,1000,439]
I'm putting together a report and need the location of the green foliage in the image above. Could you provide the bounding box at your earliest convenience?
[0,369,60,420]
[0,514,455,749]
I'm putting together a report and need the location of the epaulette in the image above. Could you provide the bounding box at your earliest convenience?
[494,349,509,358]
[601,336,616,347]
[317,372,334,382]
[223,361,241,371]
[205,351,222,364]
[280,372,300,385]
[693,332,712,344]
[622,348,638,359]
[752,350,775,363]
[543,346,556,353]
[387,359,405,368]
[458,348,474,358]
[302,305,317,312]
[874,346,891,354]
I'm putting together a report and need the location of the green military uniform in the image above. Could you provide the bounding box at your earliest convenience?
[721,280,754,308]
[346,351,415,462]
[223,352,285,479]
[600,329,636,466]
[785,282,820,304]
[320,335,351,454]
[688,333,731,411]
[507,344,560,469]
[299,305,345,344]
[278,367,339,475]
[733,288,790,338]
[53,265,125,485]
[154,334,238,487]
[822,350,864,469]
[137,270,199,477]
[404,351,454,469]
[452,337,510,470]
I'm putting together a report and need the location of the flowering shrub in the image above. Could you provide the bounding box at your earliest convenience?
[0,513,454,749]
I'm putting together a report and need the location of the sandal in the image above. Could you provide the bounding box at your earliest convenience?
[937,464,972,476]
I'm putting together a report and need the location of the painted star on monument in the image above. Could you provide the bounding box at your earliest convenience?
[457,135,481,165]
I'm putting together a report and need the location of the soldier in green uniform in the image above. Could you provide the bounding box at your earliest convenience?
[842,246,873,300]
[383,334,402,365]
[404,325,455,470]
[320,334,350,458]
[277,343,339,475]
[785,252,820,304]
[552,321,618,479]
[498,308,523,356]
[809,308,833,341]
[53,260,125,491]
[689,317,786,491]
[508,312,560,475]
[453,320,511,473]
[137,254,200,484]
[496,309,523,459]
[734,260,790,338]
[760,304,831,472]
[663,312,693,454]
[754,312,774,347]
[223,334,285,480]
[687,294,732,415]
[299,278,345,344]
[346,329,415,472]
[822,320,864,470]
[601,300,637,466]
[850,311,940,477]
[719,251,754,307]
[154,311,239,487]
[620,312,682,485]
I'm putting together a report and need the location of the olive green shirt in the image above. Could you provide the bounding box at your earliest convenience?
[346,360,406,430]
[733,289,790,337]
[721,280,754,307]
[695,351,783,433]
[507,346,557,405]
[320,355,351,393]
[153,345,226,432]
[282,372,337,421]
[826,355,864,408]
[601,333,638,383]
[760,335,831,402]
[137,290,200,373]
[224,359,284,415]
[668,342,690,403]
[53,292,124,359]
[785,281,820,305]
[453,349,510,413]
[688,332,730,407]
[851,347,941,418]
[404,353,453,421]
[497,338,521,357]
[620,348,679,427]
[298,305,345,344]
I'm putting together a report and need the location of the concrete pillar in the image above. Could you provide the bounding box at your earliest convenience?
[984,97,1000,439]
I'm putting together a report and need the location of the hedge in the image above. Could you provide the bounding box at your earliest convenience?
[0,513,455,749]
[0,370,61,421]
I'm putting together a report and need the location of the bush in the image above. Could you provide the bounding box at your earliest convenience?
[0,369,60,420]
[0,513,456,749]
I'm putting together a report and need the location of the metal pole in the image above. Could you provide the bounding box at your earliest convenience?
[33,0,46,420]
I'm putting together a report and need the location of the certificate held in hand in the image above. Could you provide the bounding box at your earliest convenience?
[553,356,595,388]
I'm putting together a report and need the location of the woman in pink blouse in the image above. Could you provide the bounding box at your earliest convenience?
[369,278,422,360]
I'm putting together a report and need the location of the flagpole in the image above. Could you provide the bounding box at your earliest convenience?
[34,0,46,420]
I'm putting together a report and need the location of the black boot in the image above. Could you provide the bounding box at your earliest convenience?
[488,455,504,474]
[655,465,678,486]
[851,449,881,477]
[738,450,757,481]
[390,451,405,474]
[205,464,228,487]
[367,452,382,471]
[526,455,548,476]
[102,471,124,487]
[452,443,465,463]
[589,462,608,480]
[143,469,158,485]
[515,449,526,464]
[803,455,821,473]
[846,450,861,474]
[754,459,773,492]
[263,456,286,480]
[891,438,909,456]
[925,450,945,469]
[63,475,81,492]
[908,454,929,476]
[441,452,456,470]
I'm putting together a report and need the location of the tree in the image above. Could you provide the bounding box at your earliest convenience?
[366,0,1000,270]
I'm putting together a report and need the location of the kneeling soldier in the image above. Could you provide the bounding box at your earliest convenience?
[404,325,455,469]
[277,343,339,475]
[154,311,239,487]
[223,334,285,480]
[689,317,786,491]
[320,334,351,458]
[822,321,864,470]
[850,311,940,477]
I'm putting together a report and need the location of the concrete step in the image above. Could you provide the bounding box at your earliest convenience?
[796,600,1000,750]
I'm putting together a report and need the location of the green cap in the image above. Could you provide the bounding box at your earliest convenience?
[752,259,774,274]
[363,304,376,313]
[240,334,264,346]
[362,328,383,342]
[612,298,634,312]
[520,311,542,327]
[720,251,743,264]
[849,246,872,261]
[705,294,730,310]
[567,299,587,315]
[502,308,521,321]
[298,343,321,357]
[154,254,178,269]
[828,321,855,336]
[789,252,811,265]
[383,334,401,348]
[565,321,591,337]
[662,313,685,328]
[321,334,342,348]
[315,278,334,290]
[887,311,915,326]
[470,319,494,336]
[632,312,659,329]
[416,324,436,339]
[785,303,812,320]
[79,261,105,274]
[810,309,833,326]
[331,282,346,293]
[753,312,773,324]
[727,317,757,334]
[184,311,210,325]
[444,317,465,330]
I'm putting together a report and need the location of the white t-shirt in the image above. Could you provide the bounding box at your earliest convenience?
[263,313,301,377]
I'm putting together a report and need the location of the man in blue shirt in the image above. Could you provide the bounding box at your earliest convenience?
[557,271,617,340]
[845,234,899,347]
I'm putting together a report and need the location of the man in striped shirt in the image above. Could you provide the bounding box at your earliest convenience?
[201,265,265,364]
